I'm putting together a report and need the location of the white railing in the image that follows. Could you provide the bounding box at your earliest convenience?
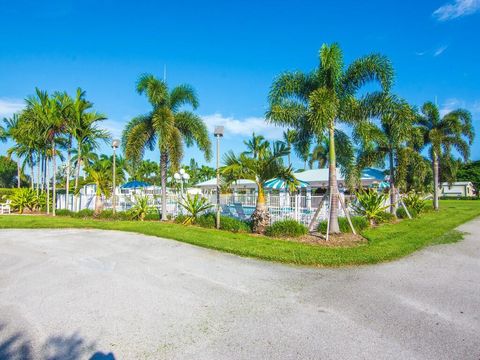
[57,191,359,226]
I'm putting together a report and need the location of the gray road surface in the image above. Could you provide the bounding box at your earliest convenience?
[0,218,479,360]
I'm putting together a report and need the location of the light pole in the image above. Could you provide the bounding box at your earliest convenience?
[112,139,120,214]
[174,168,190,214]
[214,126,224,229]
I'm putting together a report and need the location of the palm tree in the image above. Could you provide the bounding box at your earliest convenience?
[416,102,474,210]
[84,167,111,214]
[222,140,297,233]
[122,74,211,220]
[282,129,297,166]
[2,115,22,188]
[267,43,393,233]
[243,132,269,159]
[357,94,416,214]
[72,109,109,211]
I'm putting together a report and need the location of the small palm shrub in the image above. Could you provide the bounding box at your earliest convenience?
[318,216,369,233]
[178,194,213,225]
[402,192,426,214]
[265,219,308,238]
[10,188,39,214]
[376,211,396,223]
[129,195,153,221]
[352,189,390,225]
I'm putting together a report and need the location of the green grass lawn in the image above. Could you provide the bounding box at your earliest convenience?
[1,200,479,267]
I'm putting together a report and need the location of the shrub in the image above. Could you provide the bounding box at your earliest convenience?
[376,211,396,223]
[317,216,368,233]
[352,189,390,225]
[402,192,426,214]
[396,207,418,219]
[219,215,251,233]
[96,209,130,221]
[196,213,216,228]
[144,211,161,221]
[128,195,153,221]
[265,219,308,238]
[178,194,213,225]
[71,209,94,218]
[9,188,39,213]
[55,209,73,217]
[439,196,479,200]
[0,188,15,200]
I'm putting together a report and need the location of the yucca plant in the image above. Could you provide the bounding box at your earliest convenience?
[10,188,39,214]
[178,194,213,225]
[402,191,426,215]
[129,195,152,221]
[352,189,390,226]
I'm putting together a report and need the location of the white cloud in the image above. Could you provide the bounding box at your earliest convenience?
[439,98,480,117]
[0,98,24,118]
[434,45,448,56]
[201,113,284,140]
[433,0,480,21]
[101,119,124,139]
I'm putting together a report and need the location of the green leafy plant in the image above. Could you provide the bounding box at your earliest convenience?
[265,219,308,238]
[129,195,153,221]
[352,189,390,225]
[402,192,426,214]
[9,188,39,214]
[178,194,213,225]
[70,209,94,218]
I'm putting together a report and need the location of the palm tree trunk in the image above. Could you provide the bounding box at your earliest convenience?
[30,162,34,190]
[65,138,71,210]
[433,150,439,211]
[52,140,56,216]
[94,193,103,215]
[328,121,340,234]
[74,145,81,211]
[160,151,168,220]
[17,160,21,188]
[252,185,270,234]
[389,150,397,216]
[36,153,40,195]
[46,157,50,215]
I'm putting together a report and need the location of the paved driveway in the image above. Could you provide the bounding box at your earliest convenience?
[0,218,479,360]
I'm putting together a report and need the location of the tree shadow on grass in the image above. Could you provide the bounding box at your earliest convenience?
[0,323,115,360]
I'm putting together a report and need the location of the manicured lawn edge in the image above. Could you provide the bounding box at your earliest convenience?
[1,200,479,267]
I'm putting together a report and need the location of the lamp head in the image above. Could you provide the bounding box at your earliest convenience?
[214,126,224,137]
[112,139,121,149]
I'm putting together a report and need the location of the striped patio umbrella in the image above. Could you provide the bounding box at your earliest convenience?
[263,178,309,190]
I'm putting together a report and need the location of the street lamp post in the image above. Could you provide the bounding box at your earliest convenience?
[112,139,120,214]
[214,126,224,229]
[174,168,190,215]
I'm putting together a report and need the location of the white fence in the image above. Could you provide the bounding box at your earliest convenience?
[57,192,357,226]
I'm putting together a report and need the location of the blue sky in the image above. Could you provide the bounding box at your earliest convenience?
[0,0,479,169]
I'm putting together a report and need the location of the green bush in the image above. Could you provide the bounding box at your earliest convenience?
[376,211,396,223]
[352,189,390,225]
[218,215,251,233]
[9,188,40,213]
[71,209,94,218]
[96,209,130,221]
[55,209,73,217]
[265,219,308,238]
[196,213,216,228]
[317,216,369,233]
[403,192,427,214]
[144,211,160,221]
[0,188,15,200]
[396,207,419,219]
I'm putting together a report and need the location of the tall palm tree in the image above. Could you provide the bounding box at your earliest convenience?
[2,115,22,188]
[357,94,416,214]
[72,109,109,211]
[243,132,269,159]
[267,43,393,233]
[222,140,297,233]
[122,74,211,220]
[282,129,297,166]
[416,102,474,210]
